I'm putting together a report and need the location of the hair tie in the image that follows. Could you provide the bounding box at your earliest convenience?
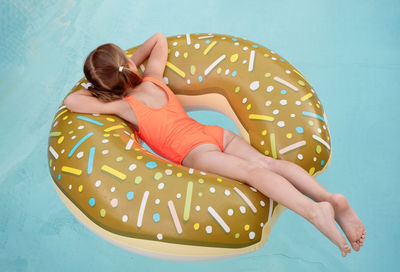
[118,66,124,72]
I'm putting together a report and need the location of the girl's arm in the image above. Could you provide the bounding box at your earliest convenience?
[63,89,120,115]
[130,32,166,66]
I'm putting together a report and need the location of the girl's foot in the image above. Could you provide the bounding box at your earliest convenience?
[308,202,352,257]
[329,193,366,251]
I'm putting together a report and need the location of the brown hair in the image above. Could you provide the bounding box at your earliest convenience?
[83,43,142,102]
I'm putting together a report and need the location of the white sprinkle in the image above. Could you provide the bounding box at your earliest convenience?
[157,233,163,240]
[260,222,264,227]
[234,42,239,45]
[297,154,303,160]
[122,215,128,222]
[155,198,160,205]
[277,121,285,127]
[61,149,65,154]
[102,139,109,143]
[195,205,200,211]
[208,206,230,233]
[273,109,279,115]
[272,57,277,60]
[240,206,246,214]
[95,180,101,187]
[158,183,165,190]
[312,134,331,150]
[204,54,226,76]
[53,121,58,127]
[243,46,248,51]
[225,69,230,75]
[260,140,264,145]
[174,51,179,57]
[186,33,191,45]
[71,136,76,140]
[140,64,145,72]
[295,100,301,105]
[249,232,255,239]
[234,187,257,213]
[163,77,169,84]
[200,171,207,175]
[68,184,72,190]
[168,200,182,234]
[165,169,172,175]
[125,139,133,150]
[265,100,272,106]
[110,187,115,192]
[172,41,178,46]
[285,70,291,74]
[128,164,137,171]
[188,168,194,174]
[110,198,118,208]
[205,225,212,234]
[323,125,327,130]
[194,43,200,49]
[92,113,99,116]
[260,200,265,207]
[49,146,59,159]
[224,189,231,196]
[198,35,214,39]
[227,209,234,216]
[273,76,299,91]
[137,191,149,228]
[77,151,84,159]
[242,59,247,64]
[250,81,259,91]
[102,149,109,155]
[176,193,181,199]
[187,79,191,85]
[279,140,307,155]
[78,125,84,130]
[313,157,317,161]
[290,113,296,118]
[318,128,322,133]
[266,86,274,92]
[280,99,287,105]
[248,50,255,71]
[209,187,216,193]
[68,121,72,124]
[250,187,257,192]
[242,97,248,103]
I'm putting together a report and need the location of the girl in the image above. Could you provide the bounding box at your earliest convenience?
[64,32,366,257]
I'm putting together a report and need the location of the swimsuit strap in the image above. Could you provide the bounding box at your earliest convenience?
[141,76,171,94]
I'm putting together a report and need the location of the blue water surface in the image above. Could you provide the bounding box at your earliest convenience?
[0,0,399,271]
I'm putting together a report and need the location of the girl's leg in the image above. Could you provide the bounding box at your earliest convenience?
[182,144,351,257]
[221,130,366,250]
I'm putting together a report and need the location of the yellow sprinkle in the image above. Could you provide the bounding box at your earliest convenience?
[286,133,293,139]
[168,48,171,54]
[194,223,200,230]
[100,209,106,217]
[62,115,68,120]
[57,136,64,144]
[264,150,270,155]
[78,185,83,192]
[301,93,313,101]
[190,65,196,75]
[104,125,124,132]
[235,233,240,238]
[121,121,127,127]
[136,155,143,160]
[68,130,74,135]
[316,104,320,108]
[116,156,123,162]
[61,166,82,176]
[49,159,52,167]
[264,72,271,77]
[166,61,186,78]
[261,129,267,136]
[177,172,183,177]
[135,176,142,184]
[113,133,119,137]
[249,114,274,122]
[246,104,252,110]
[106,117,115,122]
[298,80,305,86]
[217,178,222,182]
[104,133,110,137]
[101,165,126,181]
[230,53,238,62]
[183,52,188,58]
[308,120,314,126]
[293,69,306,80]
[127,54,133,58]
[308,102,313,106]
[203,41,217,55]
[309,167,315,175]
[221,37,226,40]
[316,145,322,154]
[217,67,222,74]
[244,224,250,231]
[263,53,269,57]
[198,178,204,184]
[270,133,277,159]
[235,86,240,93]
[198,192,203,197]
[54,109,68,121]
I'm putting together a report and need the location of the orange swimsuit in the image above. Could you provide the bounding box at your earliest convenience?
[124,76,224,164]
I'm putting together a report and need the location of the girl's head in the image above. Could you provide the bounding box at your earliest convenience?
[83,43,142,102]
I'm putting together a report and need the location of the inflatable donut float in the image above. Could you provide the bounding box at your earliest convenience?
[47,33,332,261]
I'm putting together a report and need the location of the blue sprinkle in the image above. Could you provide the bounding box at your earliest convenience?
[153,213,160,223]
[58,174,61,180]
[302,111,326,122]
[232,70,237,77]
[321,160,325,166]
[87,147,95,174]
[68,132,94,157]
[126,191,134,201]
[205,39,210,44]
[146,161,157,169]
[198,75,203,82]
[252,44,259,48]
[280,58,285,62]
[76,116,104,126]
[280,89,287,95]
[296,126,304,134]
[232,38,238,41]
[89,197,95,207]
